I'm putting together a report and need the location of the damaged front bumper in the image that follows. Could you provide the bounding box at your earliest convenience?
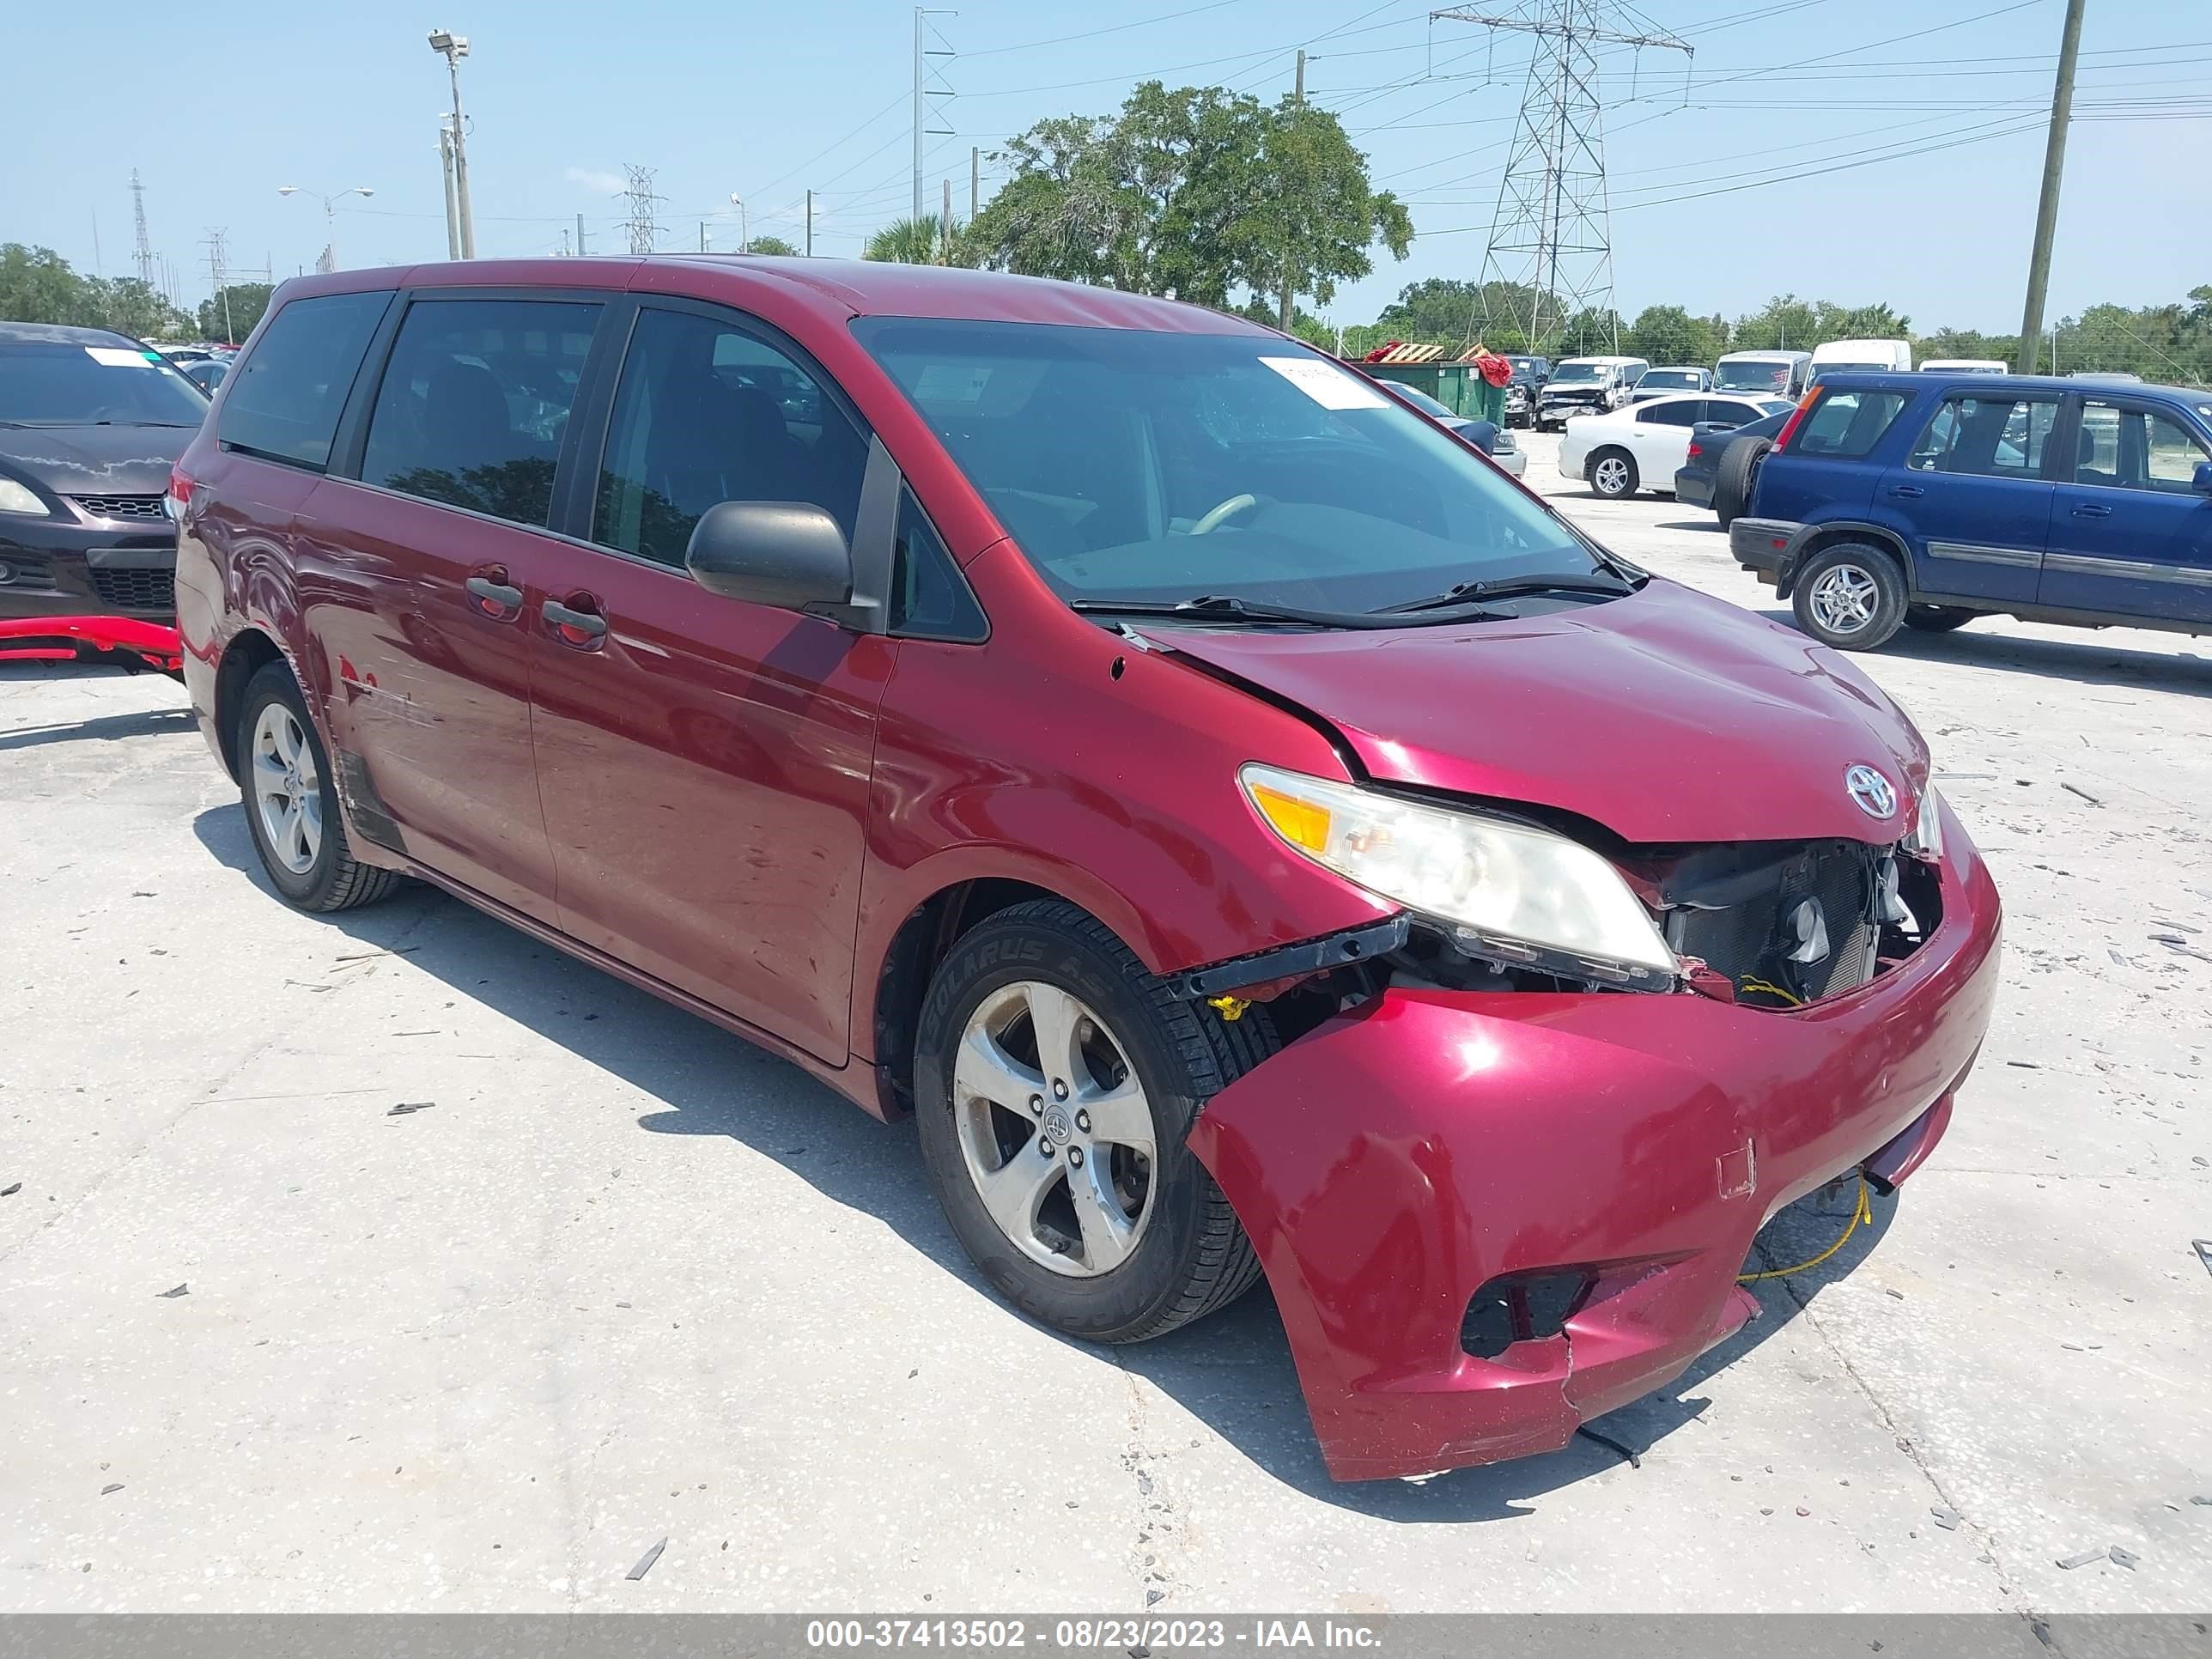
[1184,797,2001,1482]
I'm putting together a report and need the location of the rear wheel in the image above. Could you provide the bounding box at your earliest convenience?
[1712,434,1771,528]
[237,660,402,912]
[913,901,1273,1345]
[1588,447,1639,499]
[1791,543,1907,651]
[1904,605,1976,633]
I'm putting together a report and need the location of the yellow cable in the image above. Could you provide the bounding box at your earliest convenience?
[1737,975,1803,1007]
[1738,1178,1875,1282]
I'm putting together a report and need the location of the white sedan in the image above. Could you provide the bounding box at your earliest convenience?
[1558,392,1796,499]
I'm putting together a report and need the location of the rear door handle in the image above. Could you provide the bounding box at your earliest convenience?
[543,596,609,646]
[1889,484,1925,499]
[465,571,524,619]
[2071,502,2113,519]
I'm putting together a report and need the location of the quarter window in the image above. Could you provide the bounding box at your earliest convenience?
[2074,399,2212,493]
[593,307,869,569]
[1791,389,1908,459]
[358,298,600,527]
[219,291,391,469]
[1907,394,2057,478]
[889,486,987,641]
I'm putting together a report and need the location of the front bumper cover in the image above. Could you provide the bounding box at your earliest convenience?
[0,514,178,623]
[1185,798,2000,1481]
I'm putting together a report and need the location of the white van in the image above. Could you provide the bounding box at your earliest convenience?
[1534,355,1649,429]
[1713,350,1813,398]
[1918,358,2008,375]
[1808,338,1913,384]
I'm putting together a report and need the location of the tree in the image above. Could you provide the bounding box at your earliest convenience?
[197,283,273,345]
[1625,304,1726,367]
[0,243,191,340]
[1231,296,1334,349]
[1370,278,1552,351]
[1558,306,1625,357]
[1250,97,1411,329]
[1915,326,2017,368]
[864,215,973,266]
[1731,294,1823,353]
[745,234,800,257]
[966,80,1408,313]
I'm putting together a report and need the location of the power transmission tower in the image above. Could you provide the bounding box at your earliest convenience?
[130,169,155,288]
[621,165,665,255]
[912,9,957,224]
[1432,3,1690,354]
[202,228,234,342]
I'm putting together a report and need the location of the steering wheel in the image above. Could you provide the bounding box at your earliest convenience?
[1189,493,1261,535]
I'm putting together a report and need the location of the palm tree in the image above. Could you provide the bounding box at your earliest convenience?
[865,215,969,266]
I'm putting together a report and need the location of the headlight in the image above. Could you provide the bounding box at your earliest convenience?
[1902,783,1944,860]
[1240,764,1677,985]
[0,478,49,516]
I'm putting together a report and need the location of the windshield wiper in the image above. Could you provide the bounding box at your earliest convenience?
[1072,593,1504,629]
[1378,572,1637,615]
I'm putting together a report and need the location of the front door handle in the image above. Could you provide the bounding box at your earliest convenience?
[544,595,609,647]
[2071,502,2113,519]
[465,571,524,619]
[1889,484,1925,499]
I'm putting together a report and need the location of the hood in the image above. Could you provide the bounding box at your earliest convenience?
[1543,384,1609,400]
[1152,579,1929,845]
[0,424,195,497]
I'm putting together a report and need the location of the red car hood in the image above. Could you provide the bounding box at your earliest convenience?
[1153,580,1929,844]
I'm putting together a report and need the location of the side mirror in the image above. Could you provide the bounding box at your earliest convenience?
[685,500,853,611]
[2194,461,2212,495]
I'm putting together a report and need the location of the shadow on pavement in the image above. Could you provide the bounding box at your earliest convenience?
[192,801,1900,1520]
[1744,605,2212,696]
[0,704,195,751]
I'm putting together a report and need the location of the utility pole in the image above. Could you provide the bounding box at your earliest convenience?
[970,146,980,222]
[1434,3,1690,354]
[575,213,588,257]
[700,222,709,252]
[943,178,954,258]
[1279,49,1307,332]
[91,210,102,277]
[428,30,476,258]
[805,190,813,257]
[913,9,957,224]
[130,169,155,288]
[2017,0,2087,375]
[439,120,462,260]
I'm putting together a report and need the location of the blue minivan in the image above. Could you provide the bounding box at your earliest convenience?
[1729,372,2212,649]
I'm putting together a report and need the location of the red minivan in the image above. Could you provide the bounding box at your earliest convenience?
[173,258,2001,1481]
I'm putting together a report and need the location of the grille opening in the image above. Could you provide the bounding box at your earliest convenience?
[69,494,168,520]
[87,568,176,611]
[1460,1270,1594,1359]
[1655,837,1909,1007]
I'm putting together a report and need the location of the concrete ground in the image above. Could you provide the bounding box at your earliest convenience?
[3,437,2208,1617]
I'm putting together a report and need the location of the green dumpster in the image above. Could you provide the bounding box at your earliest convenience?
[1364,361,1508,425]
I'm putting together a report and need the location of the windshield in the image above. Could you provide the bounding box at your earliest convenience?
[854,319,1606,614]
[1639,370,1702,390]
[0,340,210,427]
[1808,363,1887,386]
[1715,360,1794,392]
[1547,362,1605,385]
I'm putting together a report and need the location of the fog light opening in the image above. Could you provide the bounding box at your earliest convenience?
[1459,1269,1595,1360]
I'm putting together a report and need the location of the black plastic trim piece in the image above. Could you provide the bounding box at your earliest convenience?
[1171,915,1411,999]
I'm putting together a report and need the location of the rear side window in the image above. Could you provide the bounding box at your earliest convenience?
[1791,389,1907,459]
[219,291,390,469]
[359,298,601,528]
[1908,394,2058,479]
[1638,401,1702,428]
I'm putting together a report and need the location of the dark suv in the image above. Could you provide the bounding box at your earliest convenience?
[0,322,208,623]
[1730,371,2212,650]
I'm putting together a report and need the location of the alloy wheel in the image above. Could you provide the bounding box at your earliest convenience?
[1593,456,1631,495]
[951,981,1157,1278]
[1808,562,1881,636]
[251,702,323,875]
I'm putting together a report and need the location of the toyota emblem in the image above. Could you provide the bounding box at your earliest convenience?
[1844,764,1898,819]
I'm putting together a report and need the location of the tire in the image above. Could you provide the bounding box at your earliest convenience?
[1904,605,1976,634]
[1790,542,1908,651]
[913,899,1274,1345]
[236,659,402,912]
[1588,447,1638,499]
[1712,434,1771,529]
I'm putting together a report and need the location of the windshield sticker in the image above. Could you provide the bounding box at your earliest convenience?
[914,363,994,404]
[1260,356,1388,410]
[84,346,158,368]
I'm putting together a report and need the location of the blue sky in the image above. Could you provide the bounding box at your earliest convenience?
[9,0,2207,334]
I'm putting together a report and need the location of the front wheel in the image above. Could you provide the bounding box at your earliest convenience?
[1791,543,1907,651]
[237,660,402,912]
[913,901,1273,1345]
[1588,447,1639,499]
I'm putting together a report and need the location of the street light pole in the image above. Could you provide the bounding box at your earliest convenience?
[428,29,476,258]
[277,185,375,272]
[438,119,462,259]
[729,193,747,254]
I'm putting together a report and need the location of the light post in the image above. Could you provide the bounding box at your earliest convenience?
[428,29,476,258]
[728,193,748,254]
[277,185,374,272]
